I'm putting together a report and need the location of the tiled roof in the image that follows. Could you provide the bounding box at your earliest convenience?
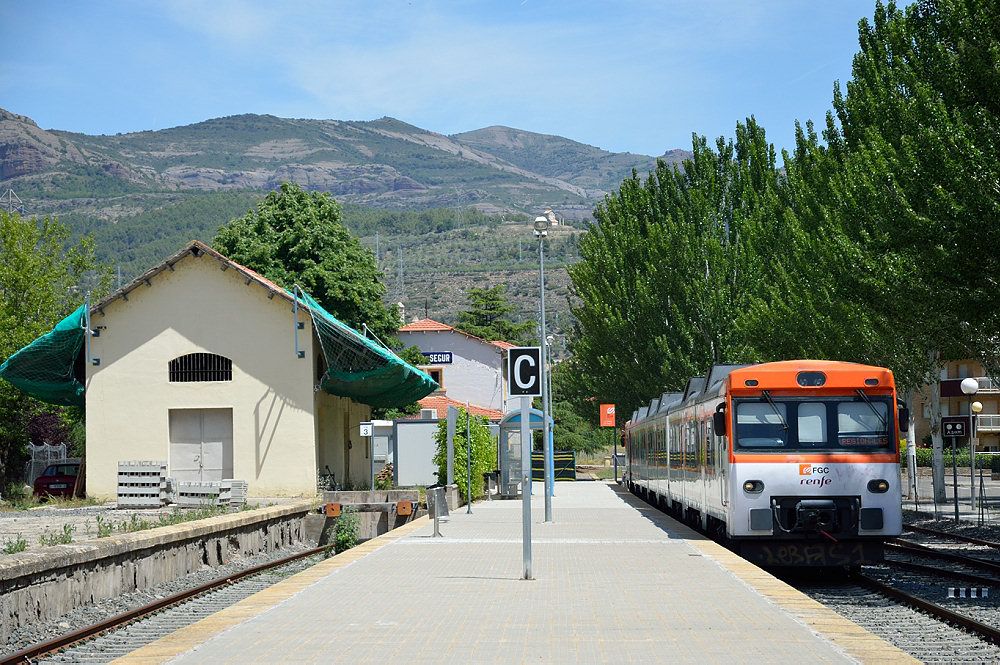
[398,318,512,351]
[409,395,505,422]
[399,318,454,332]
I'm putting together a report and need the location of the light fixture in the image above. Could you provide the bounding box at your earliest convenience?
[867,479,889,493]
[533,216,549,237]
[960,377,979,396]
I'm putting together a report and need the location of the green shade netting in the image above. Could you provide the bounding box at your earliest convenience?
[0,305,86,407]
[295,289,438,408]
[0,290,437,410]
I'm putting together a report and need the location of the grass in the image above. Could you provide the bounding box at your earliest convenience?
[0,493,102,512]
[39,523,76,546]
[0,495,255,554]
[86,503,233,539]
[2,534,27,554]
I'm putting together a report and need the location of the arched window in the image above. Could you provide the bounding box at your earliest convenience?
[169,353,232,382]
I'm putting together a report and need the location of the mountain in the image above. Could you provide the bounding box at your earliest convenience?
[1,109,687,220]
[0,109,691,336]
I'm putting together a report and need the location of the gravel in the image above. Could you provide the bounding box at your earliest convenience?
[796,510,1000,664]
[2,541,320,660]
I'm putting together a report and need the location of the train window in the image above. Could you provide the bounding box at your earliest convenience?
[837,401,890,447]
[798,402,827,446]
[735,402,788,447]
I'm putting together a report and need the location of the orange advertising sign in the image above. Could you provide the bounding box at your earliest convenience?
[600,404,616,427]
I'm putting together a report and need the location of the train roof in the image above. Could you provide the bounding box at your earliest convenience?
[657,391,683,414]
[706,364,751,389]
[628,365,748,427]
[648,396,661,414]
[682,375,705,402]
[727,360,896,391]
[681,364,748,405]
[625,361,896,429]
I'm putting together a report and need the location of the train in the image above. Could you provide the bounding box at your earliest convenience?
[622,360,906,566]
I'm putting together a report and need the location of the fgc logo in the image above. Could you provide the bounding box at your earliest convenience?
[799,464,832,487]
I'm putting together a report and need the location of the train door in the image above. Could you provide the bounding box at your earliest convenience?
[718,421,729,507]
[699,417,708,527]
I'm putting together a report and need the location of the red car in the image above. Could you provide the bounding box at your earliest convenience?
[33,463,81,499]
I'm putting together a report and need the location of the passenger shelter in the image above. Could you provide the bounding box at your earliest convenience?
[0,241,437,499]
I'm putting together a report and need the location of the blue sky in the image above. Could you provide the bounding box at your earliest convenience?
[2,1,875,159]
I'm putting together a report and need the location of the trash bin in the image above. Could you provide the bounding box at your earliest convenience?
[426,485,449,537]
[426,485,449,519]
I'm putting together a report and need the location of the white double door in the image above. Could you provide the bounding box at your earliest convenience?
[169,408,233,482]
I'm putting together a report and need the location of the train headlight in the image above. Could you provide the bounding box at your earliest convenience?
[743,480,764,494]
[867,479,890,493]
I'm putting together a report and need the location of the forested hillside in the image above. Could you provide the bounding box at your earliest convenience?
[0,109,691,341]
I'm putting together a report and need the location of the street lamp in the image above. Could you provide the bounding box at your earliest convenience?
[534,216,552,523]
[959,377,979,520]
[971,399,983,508]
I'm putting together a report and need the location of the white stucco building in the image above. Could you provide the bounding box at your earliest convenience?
[397,319,512,418]
[0,241,435,498]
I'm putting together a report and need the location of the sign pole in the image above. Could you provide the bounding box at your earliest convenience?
[942,417,965,522]
[508,347,541,581]
[952,435,960,522]
[521,395,533,579]
[466,402,472,514]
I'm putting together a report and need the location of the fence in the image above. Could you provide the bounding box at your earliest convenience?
[25,443,68,485]
[531,450,577,481]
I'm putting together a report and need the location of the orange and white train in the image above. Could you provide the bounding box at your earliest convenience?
[623,360,906,566]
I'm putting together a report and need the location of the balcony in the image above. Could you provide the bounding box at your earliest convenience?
[940,376,1000,397]
[975,414,1000,433]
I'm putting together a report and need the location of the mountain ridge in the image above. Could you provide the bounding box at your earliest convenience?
[0,109,692,332]
[1,108,689,219]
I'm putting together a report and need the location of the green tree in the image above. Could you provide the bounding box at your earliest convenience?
[567,120,781,418]
[454,285,536,345]
[0,211,110,487]
[547,361,608,455]
[824,0,1000,500]
[213,182,401,343]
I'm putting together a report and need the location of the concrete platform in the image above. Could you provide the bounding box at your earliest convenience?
[115,481,917,664]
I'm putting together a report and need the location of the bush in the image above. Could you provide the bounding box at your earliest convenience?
[433,409,497,500]
[904,446,999,470]
[333,506,360,554]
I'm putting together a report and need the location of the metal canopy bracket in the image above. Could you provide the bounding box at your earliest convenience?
[293,285,306,359]
[85,293,100,367]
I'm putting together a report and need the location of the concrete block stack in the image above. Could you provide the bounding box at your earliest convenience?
[117,460,168,508]
[175,480,222,507]
[221,479,248,507]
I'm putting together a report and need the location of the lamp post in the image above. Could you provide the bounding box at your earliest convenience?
[534,216,552,523]
[971,399,983,508]
[959,377,979,521]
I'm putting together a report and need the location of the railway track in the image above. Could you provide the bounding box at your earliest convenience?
[795,519,1000,662]
[2,545,330,664]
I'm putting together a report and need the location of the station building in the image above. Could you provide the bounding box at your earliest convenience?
[0,241,436,498]
[397,318,512,421]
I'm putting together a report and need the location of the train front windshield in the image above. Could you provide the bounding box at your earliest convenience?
[733,397,894,451]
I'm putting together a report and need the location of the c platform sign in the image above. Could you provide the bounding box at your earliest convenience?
[508,347,542,397]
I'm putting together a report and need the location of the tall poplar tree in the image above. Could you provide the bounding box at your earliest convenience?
[826,0,1000,500]
[567,120,784,417]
